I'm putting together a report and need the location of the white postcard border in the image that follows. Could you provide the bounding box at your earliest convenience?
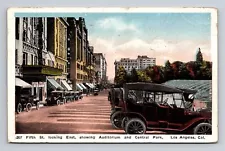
[7,7,218,143]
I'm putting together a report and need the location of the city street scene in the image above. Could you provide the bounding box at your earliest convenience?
[14,12,214,136]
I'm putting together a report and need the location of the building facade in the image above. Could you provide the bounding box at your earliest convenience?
[15,17,63,102]
[47,17,69,81]
[66,17,96,91]
[94,53,107,84]
[114,55,156,73]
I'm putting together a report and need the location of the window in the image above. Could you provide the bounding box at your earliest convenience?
[22,52,28,65]
[31,54,34,65]
[34,56,37,65]
[15,49,18,64]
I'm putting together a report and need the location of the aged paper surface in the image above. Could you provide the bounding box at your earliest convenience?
[7,7,218,143]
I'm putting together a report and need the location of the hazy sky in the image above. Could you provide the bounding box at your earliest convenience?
[71,13,211,80]
[16,12,211,80]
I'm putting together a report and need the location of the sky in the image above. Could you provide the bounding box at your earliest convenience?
[70,13,211,80]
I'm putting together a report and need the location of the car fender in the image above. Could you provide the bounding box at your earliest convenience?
[181,117,211,131]
[123,112,147,126]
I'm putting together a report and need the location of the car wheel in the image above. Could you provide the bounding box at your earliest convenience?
[17,103,23,114]
[125,118,146,134]
[193,122,212,135]
[36,102,40,110]
[56,100,61,106]
[110,110,117,118]
[121,117,129,129]
[25,103,32,112]
[110,111,124,129]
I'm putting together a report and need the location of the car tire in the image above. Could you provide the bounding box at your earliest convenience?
[110,111,124,129]
[17,103,23,114]
[25,103,32,112]
[193,122,212,135]
[36,102,40,110]
[110,110,117,118]
[121,117,129,129]
[125,118,146,134]
[56,100,61,106]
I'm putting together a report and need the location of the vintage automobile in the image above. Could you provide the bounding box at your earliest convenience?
[109,88,124,113]
[15,87,40,114]
[46,90,66,106]
[64,91,74,102]
[93,88,100,96]
[110,82,212,135]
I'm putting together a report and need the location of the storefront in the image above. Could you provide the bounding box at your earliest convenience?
[22,65,63,103]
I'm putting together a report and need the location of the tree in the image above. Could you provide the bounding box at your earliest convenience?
[196,48,203,63]
[137,70,151,82]
[171,61,183,79]
[114,66,127,87]
[179,63,189,79]
[130,68,139,82]
[164,60,173,81]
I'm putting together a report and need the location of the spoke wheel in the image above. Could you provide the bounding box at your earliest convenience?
[56,100,61,106]
[110,111,124,129]
[17,103,23,114]
[121,117,129,129]
[125,118,146,134]
[194,123,212,135]
[36,102,40,110]
[25,103,32,112]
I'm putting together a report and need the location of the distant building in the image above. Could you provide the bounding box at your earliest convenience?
[114,55,156,73]
[94,53,107,84]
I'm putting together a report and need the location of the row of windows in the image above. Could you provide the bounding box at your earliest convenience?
[22,52,38,65]
[16,50,66,72]
[77,73,87,80]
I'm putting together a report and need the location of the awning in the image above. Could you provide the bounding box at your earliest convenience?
[76,84,83,91]
[86,83,94,88]
[61,80,72,91]
[90,83,95,88]
[47,78,64,90]
[15,78,32,88]
[79,83,87,89]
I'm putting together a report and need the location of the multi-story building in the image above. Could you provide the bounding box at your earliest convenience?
[47,18,69,81]
[66,17,95,91]
[94,53,107,84]
[15,17,63,102]
[114,55,156,73]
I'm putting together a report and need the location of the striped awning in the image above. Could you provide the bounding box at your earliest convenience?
[61,80,72,91]
[47,78,64,90]
[15,78,32,88]
[76,84,83,91]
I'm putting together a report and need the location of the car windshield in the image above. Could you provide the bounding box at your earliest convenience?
[127,90,191,109]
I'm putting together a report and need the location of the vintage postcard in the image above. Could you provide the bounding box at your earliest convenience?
[7,7,218,143]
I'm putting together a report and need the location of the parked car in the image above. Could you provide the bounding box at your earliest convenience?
[93,88,100,96]
[110,82,212,135]
[46,90,66,106]
[15,87,40,114]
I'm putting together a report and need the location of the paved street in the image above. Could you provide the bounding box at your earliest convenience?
[16,90,125,134]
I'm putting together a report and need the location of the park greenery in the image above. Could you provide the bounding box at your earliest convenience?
[114,49,212,87]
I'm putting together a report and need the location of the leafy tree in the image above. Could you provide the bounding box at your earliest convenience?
[114,66,127,87]
[171,61,183,79]
[164,60,173,81]
[137,70,151,82]
[179,63,189,79]
[196,48,203,63]
[130,68,139,82]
